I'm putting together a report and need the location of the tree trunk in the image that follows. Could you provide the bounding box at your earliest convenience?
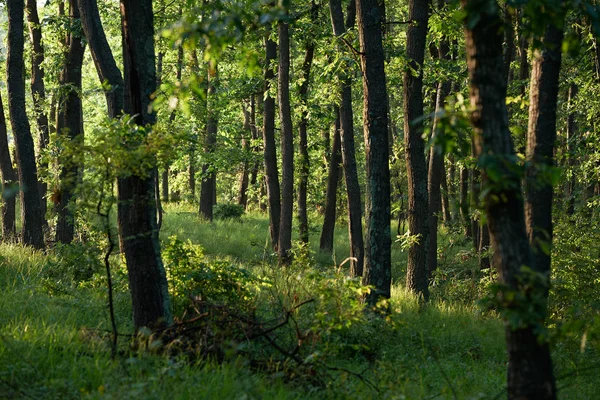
[404,0,429,299]
[199,63,218,221]
[517,10,530,96]
[7,0,45,249]
[319,112,342,253]
[25,0,49,227]
[119,0,172,329]
[278,0,293,265]
[525,21,563,296]
[56,0,86,244]
[565,83,577,215]
[237,101,251,208]
[426,28,450,277]
[459,164,471,237]
[440,166,451,223]
[0,92,17,240]
[503,5,515,85]
[357,0,391,305]
[463,1,556,397]
[248,94,260,202]
[262,34,280,249]
[329,0,364,276]
[297,1,317,245]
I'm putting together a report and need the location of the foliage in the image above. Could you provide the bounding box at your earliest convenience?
[213,202,245,220]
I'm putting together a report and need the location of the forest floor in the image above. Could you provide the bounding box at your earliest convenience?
[0,202,598,399]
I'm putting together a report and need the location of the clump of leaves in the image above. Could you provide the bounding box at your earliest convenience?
[213,203,245,221]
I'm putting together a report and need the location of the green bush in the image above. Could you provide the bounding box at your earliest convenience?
[213,203,245,220]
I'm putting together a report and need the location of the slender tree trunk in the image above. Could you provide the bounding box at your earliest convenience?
[278,0,293,265]
[262,34,280,249]
[0,93,16,240]
[470,154,480,251]
[441,166,451,223]
[199,63,218,221]
[330,0,364,276]
[404,0,430,299]
[26,0,49,227]
[238,101,251,208]
[357,0,391,305]
[525,20,563,297]
[459,165,471,237]
[7,0,44,249]
[565,83,577,215]
[119,0,172,329]
[503,5,516,85]
[517,10,530,96]
[319,112,342,253]
[426,27,450,277]
[463,1,556,397]
[56,0,86,244]
[248,94,260,203]
[297,1,317,245]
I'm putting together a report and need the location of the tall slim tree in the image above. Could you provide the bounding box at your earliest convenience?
[119,0,172,329]
[463,0,556,397]
[262,33,280,250]
[297,1,317,245]
[0,93,17,240]
[319,112,342,253]
[277,0,293,265]
[56,0,86,244]
[7,0,45,249]
[525,14,564,316]
[357,0,391,305]
[404,0,430,298]
[329,0,364,276]
[199,63,218,221]
[25,0,49,225]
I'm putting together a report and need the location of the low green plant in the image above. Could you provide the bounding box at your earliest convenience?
[213,202,245,220]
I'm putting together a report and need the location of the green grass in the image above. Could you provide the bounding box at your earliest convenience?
[0,203,598,399]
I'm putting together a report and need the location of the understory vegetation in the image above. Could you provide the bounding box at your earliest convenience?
[0,203,598,399]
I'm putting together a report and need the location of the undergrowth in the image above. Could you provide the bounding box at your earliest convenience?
[0,203,598,399]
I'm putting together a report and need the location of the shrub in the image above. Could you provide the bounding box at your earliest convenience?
[213,203,244,221]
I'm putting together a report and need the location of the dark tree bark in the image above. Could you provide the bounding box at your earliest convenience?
[517,10,530,96]
[7,0,45,249]
[248,94,260,198]
[319,112,342,253]
[237,101,251,208]
[357,0,391,305]
[426,27,450,277]
[463,1,556,397]
[278,0,293,265]
[162,44,183,203]
[56,0,86,244]
[404,0,429,299]
[503,5,516,84]
[77,0,124,117]
[25,0,49,226]
[525,22,563,293]
[330,0,364,276]
[262,34,280,250]
[440,166,451,223]
[297,1,317,245]
[119,0,172,329]
[199,63,218,221]
[0,93,17,240]
[565,83,577,215]
[459,165,472,238]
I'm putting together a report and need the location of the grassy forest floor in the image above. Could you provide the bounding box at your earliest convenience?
[0,202,598,399]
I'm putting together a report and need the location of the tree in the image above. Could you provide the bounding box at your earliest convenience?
[56,0,86,244]
[329,0,364,276]
[25,0,50,226]
[199,63,218,221]
[319,111,342,253]
[119,0,172,329]
[357,0,391,305]
[262,33,280,250]
[0,92,17,240]
[462,0,556,397]
[7,0,45,249]
[404,0,430,298]
[277,0,293,265]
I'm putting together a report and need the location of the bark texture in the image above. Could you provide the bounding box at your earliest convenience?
[262,35,280,250]
[330,0,364,276]
[56,0,86,244]
[0,93,17,240]
[319,113,342,253]
[404,0,430,298]
[119,0,172,329]
[199,64,218,221]
[7,0,45,249]
[357,0,391,305]
[463,1,556,397]
[277,0,293,265]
